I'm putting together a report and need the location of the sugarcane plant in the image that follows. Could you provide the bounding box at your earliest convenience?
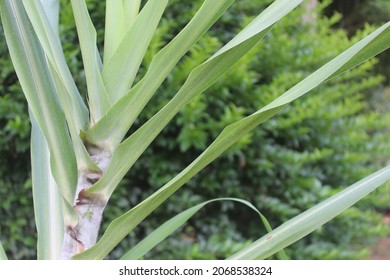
[0,0,389,260]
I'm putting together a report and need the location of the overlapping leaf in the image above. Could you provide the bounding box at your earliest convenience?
[70,0,111,121]
[0,0,78,223]
[103,0,141,63]
[122,0,141,29]
[87,0,303,199]
[84,0,237,149]
[102,0,168,104]
[31,113,64,260]
[22,1,97,171]
[103,0,126,64]
[21,0,88,131]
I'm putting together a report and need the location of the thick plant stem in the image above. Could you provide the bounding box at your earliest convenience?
[61,150,111,260]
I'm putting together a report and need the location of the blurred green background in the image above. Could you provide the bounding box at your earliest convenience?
[1,0,390,259]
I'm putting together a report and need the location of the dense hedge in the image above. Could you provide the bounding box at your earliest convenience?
[1,0,389,259]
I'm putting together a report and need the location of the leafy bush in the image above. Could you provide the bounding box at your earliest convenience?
[0,0,389,259]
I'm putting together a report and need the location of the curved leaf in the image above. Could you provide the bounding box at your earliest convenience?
[228,165,390,259]
[75,21,390,260]
[120,198,282,260]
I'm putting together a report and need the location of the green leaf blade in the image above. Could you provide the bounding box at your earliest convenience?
[31,113,64,260]
[88,0,302,197]
[120,198,268,260]
[1,0,78,215]
[21,0,97,170]
[122,0,141,29]
[103,0,127,64]
[70,0,111,121]
[85,0,236,148]
[228,165,390,260]
[77,21,390,259]
[22,0,89,132]
[0,242,7,260]
[102,0,168,104]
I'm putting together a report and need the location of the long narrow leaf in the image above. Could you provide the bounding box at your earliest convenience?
[103,0,126,64]
[70,0,111,121]
[40,0,59,30]
[102,0,168,104]
[120,198,276,260]
[87,0,303,197]
[84,0,236,149]
[92,20,390,200]
[49,66,100,172]
[39,0,98,173]
[75,22,390,260]
[103,0,143,64]
[122,0,141,29]
[30,3,63,257]
[0,242,7,260]
[0,0,78,221]
[21,1,96,170]
[21,0,88,131]
[228,165,390,259]
[31,112,63,260]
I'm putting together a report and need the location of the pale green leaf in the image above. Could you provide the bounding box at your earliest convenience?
[102,0,142,61]
[103,0,126,64]
[228,165,390,259]
[1,0,78,218]
[31,112,64,260]
[122,0,141,29]
[49,66,100,171]
[84,0,236,149]
[21,0,96,170]
[102,0,169,104]
[75,21,390,260]
[87,0,302,197]
[0,242,7,260]
[70,0,111,121]
[21,0,88,132]
[120,198,285,260]
[40,0,59,31]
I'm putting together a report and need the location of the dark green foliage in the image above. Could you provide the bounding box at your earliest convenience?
[326,0,390,84]
[327,0,390,31]
[1,0,389,259]
[0,25,35,259]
